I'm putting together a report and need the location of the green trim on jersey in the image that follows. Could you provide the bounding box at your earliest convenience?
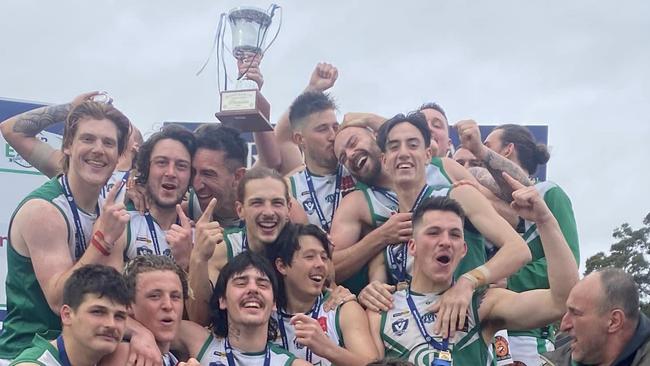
[0,177,75,359]
[196,333,214,361]
[289,175,297,199]
[429,157,452,185]
[224,226,245,260]
[9,335,61,366]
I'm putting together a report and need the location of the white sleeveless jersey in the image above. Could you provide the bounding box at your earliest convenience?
[381,289,493,366]
[289,165,356,232]
[271,294,342,366]
[124,209,173,260]
[223,226,247,260]
[44,176,99,260]
[197,334,296,366]
[383,186,451,284]
[99,170,129,206]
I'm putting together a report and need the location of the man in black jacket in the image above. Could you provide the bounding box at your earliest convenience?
[542,268,650,366]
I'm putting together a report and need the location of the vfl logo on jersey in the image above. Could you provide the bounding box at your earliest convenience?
[302,198,316,215]
[392,318,409,336]
[208,361,226,366]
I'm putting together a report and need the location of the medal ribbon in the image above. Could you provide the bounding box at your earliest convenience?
[276,294,322,363]
[304,165,342,232]
[225,336,271,366]
[405,289,451,365]
[61,175,99,259]
[387,185,430,282]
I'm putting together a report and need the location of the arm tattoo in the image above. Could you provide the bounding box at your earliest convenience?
[483,149,532,202]
[469,167,502,197]
[12,103,72,136]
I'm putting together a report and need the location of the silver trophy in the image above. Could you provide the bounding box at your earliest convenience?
[213,4,281,132]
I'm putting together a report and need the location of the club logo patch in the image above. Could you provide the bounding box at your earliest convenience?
[392,318,409,336]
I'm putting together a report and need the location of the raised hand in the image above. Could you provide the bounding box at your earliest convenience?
[306,62,338,92]
[237,51,264,89]
[95,181,130,249]
[126,174,148,214]
[165,204,194,270]
[454,120,487,159]
[71,91,103,107]
[193,198,223,261]
[291,313,336,356]
[503,173,553,224]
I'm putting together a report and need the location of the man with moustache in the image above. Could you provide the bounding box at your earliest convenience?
[187,167,293,325]
[171,252,311,365]
[101,255,189,366]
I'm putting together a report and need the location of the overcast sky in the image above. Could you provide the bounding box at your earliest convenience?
[1,1,649,270]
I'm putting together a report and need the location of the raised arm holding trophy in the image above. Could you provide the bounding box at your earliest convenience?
[210,4,281,132]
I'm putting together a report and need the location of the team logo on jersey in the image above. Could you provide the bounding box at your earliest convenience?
[302,198,316,214]
[495,335,511,360]
[293,337,305,350]
[318,316,328,332]
[137,246,154,256]
[391,318,409,336]
[163,248,172,257]
[209,361,226,366]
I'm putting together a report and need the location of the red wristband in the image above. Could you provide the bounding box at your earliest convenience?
[94,230,105,241]
[92,237,110,256]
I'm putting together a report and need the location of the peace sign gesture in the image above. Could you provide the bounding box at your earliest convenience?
[95,180,130,248]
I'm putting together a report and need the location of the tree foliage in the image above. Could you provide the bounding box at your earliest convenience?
[584,212,650,316]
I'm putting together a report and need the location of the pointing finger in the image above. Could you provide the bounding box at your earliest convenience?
[197,198,218,224]
[176,204,191,228]
[502,172,526,191]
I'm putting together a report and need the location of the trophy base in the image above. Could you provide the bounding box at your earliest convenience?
[216,89,272,132]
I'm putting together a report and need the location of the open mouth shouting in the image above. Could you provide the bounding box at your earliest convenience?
[351,151,369,172]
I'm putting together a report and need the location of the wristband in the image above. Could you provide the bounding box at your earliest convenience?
[92,237,110,256]
[461,265,491,289]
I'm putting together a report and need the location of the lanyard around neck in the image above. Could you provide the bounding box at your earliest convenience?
[276,295,322,362]
[224,337,270,366]
[304,165,342,232]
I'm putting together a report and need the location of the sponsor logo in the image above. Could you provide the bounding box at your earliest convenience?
[391,318,409,336]
[421,312,436,324]
[136,236,152,244]
[324,193,336,204]
[392,310,410,318]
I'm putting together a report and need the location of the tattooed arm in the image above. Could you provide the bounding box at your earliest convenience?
[455,119,531,202]
[0,91,99,178]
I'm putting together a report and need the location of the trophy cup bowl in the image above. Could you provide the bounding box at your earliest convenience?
[216,6,274,132]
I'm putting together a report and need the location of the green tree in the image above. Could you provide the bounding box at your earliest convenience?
[584,212,650,316]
